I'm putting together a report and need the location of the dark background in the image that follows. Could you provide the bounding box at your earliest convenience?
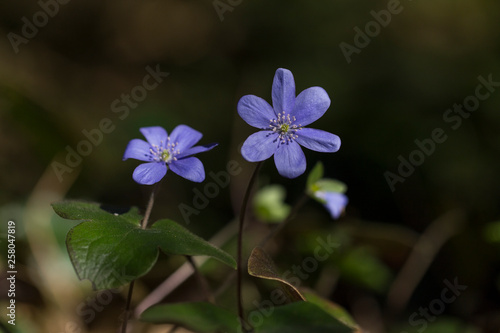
[1,0,499,332]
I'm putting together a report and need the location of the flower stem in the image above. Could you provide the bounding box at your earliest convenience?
[141,183,160,229]
[121,280,135,333]
[121,184,159,332]
[237,161,263,332]
[258,192,309,248]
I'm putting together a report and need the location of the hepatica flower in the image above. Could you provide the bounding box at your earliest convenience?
[123,125,217,185]
[313,191,348,220]
[238,68,341,178]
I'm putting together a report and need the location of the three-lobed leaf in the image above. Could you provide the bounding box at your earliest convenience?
[141,302,239,333]
[52,201,236,290]
[303,290,360,331]
[256,301,356,333]
[141,300,357,333]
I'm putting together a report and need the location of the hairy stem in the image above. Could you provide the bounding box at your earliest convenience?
[121,184,159,332]
[237,161,263,332]
[141,183,159,229]
[121,280,135,333]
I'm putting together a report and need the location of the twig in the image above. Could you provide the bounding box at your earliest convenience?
[386,210,465,313]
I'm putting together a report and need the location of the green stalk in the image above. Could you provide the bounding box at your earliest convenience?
[237,161,263,332]
[121,183,159,333]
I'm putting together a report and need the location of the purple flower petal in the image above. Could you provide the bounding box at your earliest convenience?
[132,162,167,185]
[123,139,152,161]
[272,68,296,114]
[178,143,218,159]
[169,125,203,152]
[274,141,306,178]
[295,128,341,153]
[140,126,169,147]
[241,131,279,162]
[238,95,276,128]
[292,87,331,126]
[169,157,205,182]
[317,192,348,219]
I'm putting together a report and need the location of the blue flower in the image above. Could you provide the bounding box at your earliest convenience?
[314,191,348,220]
[123,125,217,185]
[237,68,341,178]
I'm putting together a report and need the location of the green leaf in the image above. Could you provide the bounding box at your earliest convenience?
[338,247,392,293]
[302,290,359,331]
[256,302,356,333]
[307,161,324,189]
[253,185,291,223]
[53,200,140,223]
[483,221,500,243]
[315,179,347,194]
[306,162,347,197]
[52,201,236,290]
[140,302,239,333]
[141,301,357,333]
[248,247,305,302]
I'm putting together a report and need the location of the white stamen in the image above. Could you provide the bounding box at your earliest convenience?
[268,111,302,144]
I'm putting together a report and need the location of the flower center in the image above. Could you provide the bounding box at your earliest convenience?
[161,149,171,161]
[269,111,302,144]
[148,137,180,164]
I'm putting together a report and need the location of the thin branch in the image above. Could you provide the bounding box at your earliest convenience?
[386,210,465,314]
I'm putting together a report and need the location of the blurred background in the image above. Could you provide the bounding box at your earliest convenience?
[1,0,499,332]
